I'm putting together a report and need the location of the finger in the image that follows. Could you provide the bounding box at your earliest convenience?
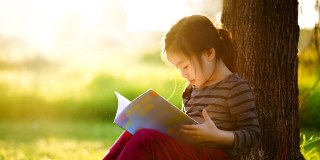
[180,128,198,136]
[181,124,199,130]
[202,109,211,122]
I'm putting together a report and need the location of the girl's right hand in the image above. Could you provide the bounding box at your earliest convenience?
[181,109,235,146]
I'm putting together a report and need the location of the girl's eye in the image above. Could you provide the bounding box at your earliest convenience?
[183,65,188,70]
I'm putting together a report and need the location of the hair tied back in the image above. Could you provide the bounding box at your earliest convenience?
[218,29,232,42]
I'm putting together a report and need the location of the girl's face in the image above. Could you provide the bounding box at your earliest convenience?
[167,50,216,88]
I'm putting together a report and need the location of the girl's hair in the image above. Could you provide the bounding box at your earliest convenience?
[162,15,235,72]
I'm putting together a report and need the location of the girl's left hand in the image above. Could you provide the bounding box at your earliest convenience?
[180,109,222,142]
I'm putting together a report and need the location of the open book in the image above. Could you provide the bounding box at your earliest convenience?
[114,89,198,143]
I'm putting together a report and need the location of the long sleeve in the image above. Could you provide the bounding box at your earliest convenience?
[228,81,261,149]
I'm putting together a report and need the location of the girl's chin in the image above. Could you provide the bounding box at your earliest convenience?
[191,82,208,89]
[188,80,204,88]
[190,82,200,88]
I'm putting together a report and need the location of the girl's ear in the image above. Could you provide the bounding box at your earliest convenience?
[206,48,216,61]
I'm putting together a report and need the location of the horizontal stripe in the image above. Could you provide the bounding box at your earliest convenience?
[230,89,251,99]
[238,116,258,122]
[236,111,257,121]
[238,123,259,129]
[187,112,202,116]
[230,101,255,115]
[192,94,228,100]
[206,105,229,113]
[231,81,248,89]
[229,93,254,108]
[185,102,225,108]
[188,95,227,103]
[210,86,231,90]
[206,109,229,114]
[211,117,234,122]
[231,98,254,108]
[238,119,260,127]
[191,89,230,98]
[182,74,260,151]
[233,108,256,116]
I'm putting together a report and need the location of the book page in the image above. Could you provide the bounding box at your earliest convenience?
[114,90,199,144]
[114,92,131,119]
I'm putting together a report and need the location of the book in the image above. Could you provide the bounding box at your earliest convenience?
[114,89,199,143]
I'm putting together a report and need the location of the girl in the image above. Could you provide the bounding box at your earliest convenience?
[103,14,260,160]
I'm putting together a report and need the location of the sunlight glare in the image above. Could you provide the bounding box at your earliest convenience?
[299,0,319,29]
[121,0,189,32]
[0,0,114,59]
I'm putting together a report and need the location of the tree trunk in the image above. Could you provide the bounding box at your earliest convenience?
[221,0,304,159]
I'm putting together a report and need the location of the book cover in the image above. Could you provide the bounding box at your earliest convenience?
[114,89,198,143]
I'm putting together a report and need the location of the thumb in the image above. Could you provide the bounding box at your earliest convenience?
[202,109,211,122]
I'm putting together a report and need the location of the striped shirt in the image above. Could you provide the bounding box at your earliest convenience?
[182,73,260,155]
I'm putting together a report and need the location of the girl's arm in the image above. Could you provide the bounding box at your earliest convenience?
[181,82,261,148]
[181,109,235,147]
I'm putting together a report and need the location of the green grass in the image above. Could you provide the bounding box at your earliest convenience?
[0,120,123,160]
[0,47,319,159]
[300,128,320,160]
[0,120,319,160]
[0,51,187,159]
[0,51,187,121]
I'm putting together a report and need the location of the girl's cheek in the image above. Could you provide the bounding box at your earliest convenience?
[189,68,195,78]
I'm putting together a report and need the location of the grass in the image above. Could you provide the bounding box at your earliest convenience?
[0,50,187,121]
[0,120,319,159]
[0,120,123,160]
[0,50,188,159]
[0,46,319,159]
[300,128,320,160]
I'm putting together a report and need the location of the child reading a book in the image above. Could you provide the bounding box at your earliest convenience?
[102,14,260,160]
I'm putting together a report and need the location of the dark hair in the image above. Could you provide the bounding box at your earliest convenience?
[162,15,235,72]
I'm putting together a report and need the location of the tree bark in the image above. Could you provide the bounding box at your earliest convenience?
[221,0,304,159]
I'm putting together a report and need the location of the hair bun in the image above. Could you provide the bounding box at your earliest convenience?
[218,29,232,42]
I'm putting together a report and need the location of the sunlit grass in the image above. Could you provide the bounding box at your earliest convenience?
[0,45,319,159]
[0,48,187,121]
[0,139,107,160]
[0,120,123,160]
[300,129,320,160]
[0,49,189,159]
[0,120,319,159]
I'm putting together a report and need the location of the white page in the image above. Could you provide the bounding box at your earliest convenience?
[114,92,131,119]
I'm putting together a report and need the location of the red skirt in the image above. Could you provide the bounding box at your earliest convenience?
[102,128,229,160]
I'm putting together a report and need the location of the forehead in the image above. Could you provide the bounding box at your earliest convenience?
[166,52,189,66]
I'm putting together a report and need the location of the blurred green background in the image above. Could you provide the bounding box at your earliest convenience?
[0,0,319,159]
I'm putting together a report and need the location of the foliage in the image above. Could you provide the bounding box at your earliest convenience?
[299,89,320,128]
[300,133,320,160]
[299,27,320,158]
[298,29,320,129]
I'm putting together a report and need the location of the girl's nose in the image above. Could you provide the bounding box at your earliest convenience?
[181,72,188,79]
